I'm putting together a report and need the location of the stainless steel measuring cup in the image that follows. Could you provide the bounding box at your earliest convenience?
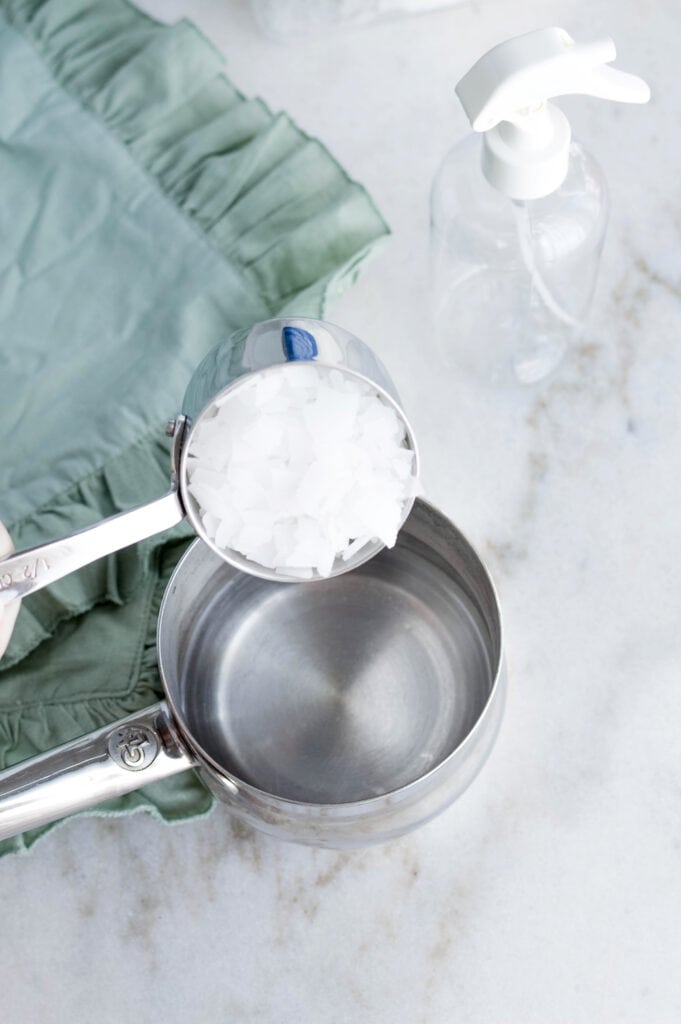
[0,499,504,848]
[0,318,418,599]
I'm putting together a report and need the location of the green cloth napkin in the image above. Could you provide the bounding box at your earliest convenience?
[0,0,389,855]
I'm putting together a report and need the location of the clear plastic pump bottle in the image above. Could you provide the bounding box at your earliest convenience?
[430,28,650,386]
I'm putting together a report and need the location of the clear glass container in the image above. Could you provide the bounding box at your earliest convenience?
[430,135,609,386]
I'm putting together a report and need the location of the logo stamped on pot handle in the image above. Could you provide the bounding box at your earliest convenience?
[108,726,159,771]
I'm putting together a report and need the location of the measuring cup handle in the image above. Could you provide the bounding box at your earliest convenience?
[0,702,196,843]
[0,415,189,606]
[0,488,184,606]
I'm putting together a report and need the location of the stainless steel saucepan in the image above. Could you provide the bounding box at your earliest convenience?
[0,499,505,847]
[0,317,418,597]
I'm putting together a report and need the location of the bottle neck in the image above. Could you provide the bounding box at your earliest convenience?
[481,103,571,200]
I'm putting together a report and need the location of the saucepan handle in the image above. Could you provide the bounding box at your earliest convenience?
[0,418,188,607]
[0,701,196,842]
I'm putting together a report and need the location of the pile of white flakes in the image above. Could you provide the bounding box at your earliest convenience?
[186,364,419,578]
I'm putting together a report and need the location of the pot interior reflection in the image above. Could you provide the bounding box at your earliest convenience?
[162,501,500,807]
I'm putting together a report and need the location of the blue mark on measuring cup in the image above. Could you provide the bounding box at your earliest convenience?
[282,326,318,361]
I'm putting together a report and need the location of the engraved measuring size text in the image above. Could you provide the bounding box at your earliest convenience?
[0,557,50,591]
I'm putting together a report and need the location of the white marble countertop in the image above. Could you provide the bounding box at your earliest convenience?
[2,1,681,1020]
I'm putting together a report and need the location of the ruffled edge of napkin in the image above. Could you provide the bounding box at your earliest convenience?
[1,0,389,319]
[1,433,181,669]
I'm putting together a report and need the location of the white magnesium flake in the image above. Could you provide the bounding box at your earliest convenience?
[186,364,419,577]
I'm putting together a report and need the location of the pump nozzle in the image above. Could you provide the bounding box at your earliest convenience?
[456,28,650,199]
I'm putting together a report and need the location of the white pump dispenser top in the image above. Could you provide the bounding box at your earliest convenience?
[455,28,650,200]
